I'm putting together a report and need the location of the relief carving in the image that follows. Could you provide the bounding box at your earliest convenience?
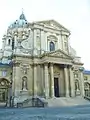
[20,63,30,74]
[17,29,30,42]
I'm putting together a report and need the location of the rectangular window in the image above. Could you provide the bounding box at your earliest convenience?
[2,70,7,77]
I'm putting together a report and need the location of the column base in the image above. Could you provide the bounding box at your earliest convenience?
[75,89,81,96]
[66,92,70,97]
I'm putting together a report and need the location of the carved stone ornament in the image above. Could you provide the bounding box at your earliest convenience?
[17,29,30,42]
[20,63,30,74]
[20,48,32,55]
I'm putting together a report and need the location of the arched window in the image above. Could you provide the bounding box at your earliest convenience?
[50,41,55,51]
[8,39,11,45]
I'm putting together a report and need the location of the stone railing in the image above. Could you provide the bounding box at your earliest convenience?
[17,96,48,108]
[84,91,90,101]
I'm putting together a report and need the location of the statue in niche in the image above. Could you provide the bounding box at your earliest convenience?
[22,76,28,90]
[75,80,80,91]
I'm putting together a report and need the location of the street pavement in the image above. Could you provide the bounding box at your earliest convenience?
[0,105,90,120]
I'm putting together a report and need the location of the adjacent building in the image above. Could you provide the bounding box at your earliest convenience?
[83,70,90,97]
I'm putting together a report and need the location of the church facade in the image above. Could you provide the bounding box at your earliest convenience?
[0,12,84,106]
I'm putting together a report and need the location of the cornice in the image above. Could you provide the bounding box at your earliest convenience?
[73,62,84,66]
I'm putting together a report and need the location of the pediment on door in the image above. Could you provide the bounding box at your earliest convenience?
[47,49,73,60]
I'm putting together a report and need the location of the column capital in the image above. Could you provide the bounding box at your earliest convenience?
[32,63,38,66]
[44,62,48,66]
[68,65,73,68]
[50,62,54,66]
[69,65,74,71]
[64,64,68,68]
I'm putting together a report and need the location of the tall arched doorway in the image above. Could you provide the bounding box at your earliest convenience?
[0,78,11,103]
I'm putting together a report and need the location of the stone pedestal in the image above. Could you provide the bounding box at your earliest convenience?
[20,90,29,96]
[14,90,29,106]
[75,89,81,96]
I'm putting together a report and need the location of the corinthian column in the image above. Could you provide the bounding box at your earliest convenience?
[80,71,85,97]
[33,64,37,96]
[44,63,49,98]
[64,65,69,97]
[50,63,54,98]
[69,66,75,97]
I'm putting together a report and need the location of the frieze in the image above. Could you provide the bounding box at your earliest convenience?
[41,56,72,65]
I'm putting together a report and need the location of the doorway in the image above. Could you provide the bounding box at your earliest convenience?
[0,89,8,102]
[0,78,10,104]
[54,77,59,97]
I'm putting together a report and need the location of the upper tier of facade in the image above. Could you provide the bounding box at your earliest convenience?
[0,12,82,64]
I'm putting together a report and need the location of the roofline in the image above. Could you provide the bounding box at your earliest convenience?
[34,19,70,33]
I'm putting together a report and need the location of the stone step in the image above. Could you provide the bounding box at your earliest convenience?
[47,97,90,107]
[0,102,6,107]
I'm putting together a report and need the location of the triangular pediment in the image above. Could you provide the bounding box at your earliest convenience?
[47,49,73,60]
[36,20,70,33]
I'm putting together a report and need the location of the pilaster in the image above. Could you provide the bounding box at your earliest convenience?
[33,64,38,96]
[69,66,75,97]
[80,70,85,97]
[41,30,45,54]
[44,63,49,98]
[50,63,54,98]
[12,62,20,96]
[33,29,37,55]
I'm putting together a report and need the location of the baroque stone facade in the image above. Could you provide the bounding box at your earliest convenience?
[0,12,84,106]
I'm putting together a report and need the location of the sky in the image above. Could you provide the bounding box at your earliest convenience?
[0,0,90,69]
